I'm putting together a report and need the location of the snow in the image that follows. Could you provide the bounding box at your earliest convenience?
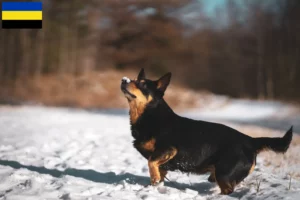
[0,105,299,199]
[185,99,300,133]
[122,77,131,83]
[188,100,283,120]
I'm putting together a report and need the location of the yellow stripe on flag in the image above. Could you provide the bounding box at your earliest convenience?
[2,11,42,20]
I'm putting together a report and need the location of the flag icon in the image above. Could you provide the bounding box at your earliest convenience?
[2,2,42,29]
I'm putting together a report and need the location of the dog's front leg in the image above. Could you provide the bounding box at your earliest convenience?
[148,147,177,185]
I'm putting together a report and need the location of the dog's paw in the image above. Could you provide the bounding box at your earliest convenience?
[208,175,216,183]
[150,181,164,187]
[151,180,160,186]
[150,177,161,186]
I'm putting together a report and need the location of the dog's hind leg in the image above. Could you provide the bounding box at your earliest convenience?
[215,150,255,195]
[148,147,177,185]
[208,171,216,183]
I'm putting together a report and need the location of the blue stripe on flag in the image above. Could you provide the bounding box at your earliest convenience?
[2,2,42,11]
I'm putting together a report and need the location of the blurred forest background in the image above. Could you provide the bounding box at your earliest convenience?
[0,0,300,108]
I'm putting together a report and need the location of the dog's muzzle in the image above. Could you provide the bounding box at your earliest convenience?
[121,77,136,99]
[122,77,131,84]
[121,77,130,91]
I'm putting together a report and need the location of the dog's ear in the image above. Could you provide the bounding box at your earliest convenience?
[157,72,172,93]
[137,68,146,80]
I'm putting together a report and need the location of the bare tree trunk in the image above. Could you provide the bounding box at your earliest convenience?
[0,31,4,82]
[20,30,30,77]
[257,30,266,99]
[35,30,45,78]
[2,31,9,82]
[84,7,101,73]
[7,31,15,80]
[71,25,78,75]
[67,2,73,74]
[58,25,66,74]
[12,31,21,81]
[266,65,274,99]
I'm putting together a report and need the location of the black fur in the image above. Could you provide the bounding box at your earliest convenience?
[121,69,293,195]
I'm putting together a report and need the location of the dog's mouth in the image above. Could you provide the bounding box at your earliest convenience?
[121,87,136,99]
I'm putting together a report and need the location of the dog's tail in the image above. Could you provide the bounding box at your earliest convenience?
[253,126,293,154]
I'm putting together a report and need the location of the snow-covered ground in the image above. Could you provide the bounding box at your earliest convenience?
[0,104,300,200]
[185,99,300,133]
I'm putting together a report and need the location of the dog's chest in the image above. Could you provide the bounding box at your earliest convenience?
[140,138,156,152]
[133,138,156,159]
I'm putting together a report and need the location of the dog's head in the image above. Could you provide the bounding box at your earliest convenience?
[121,69,171,123]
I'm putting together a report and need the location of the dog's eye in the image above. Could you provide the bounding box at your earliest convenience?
[139,82,147,89]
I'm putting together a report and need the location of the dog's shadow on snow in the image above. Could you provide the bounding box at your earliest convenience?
[0,159,214,195]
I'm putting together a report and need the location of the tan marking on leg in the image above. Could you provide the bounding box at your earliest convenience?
[141,138,156,152]
[148,161,161,185]
[196,165,215,174]
[159,168,168,182]
[208,171,216,182]
[148,147,177,185]
[249,162,255,174]
[217,180,236,195]
[256,147,270,154]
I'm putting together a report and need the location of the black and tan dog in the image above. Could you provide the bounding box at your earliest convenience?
[120,69,293,195]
